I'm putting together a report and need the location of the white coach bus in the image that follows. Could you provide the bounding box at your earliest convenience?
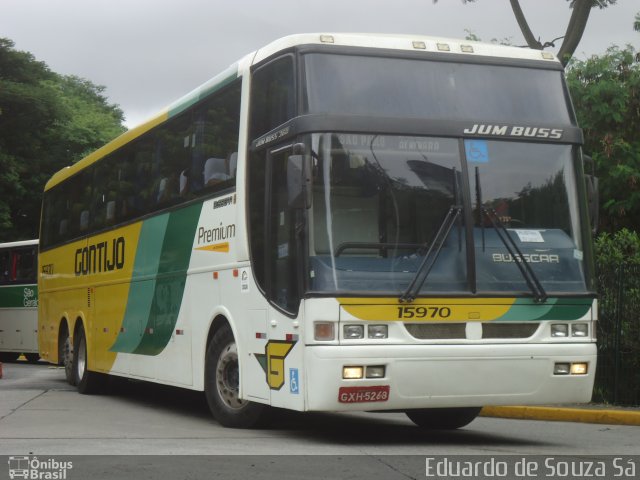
[38,33,597,429]
[0,239,39,363]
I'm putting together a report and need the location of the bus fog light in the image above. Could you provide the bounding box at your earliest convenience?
[314,322,335,341]
[344,325,364,339]
[366,365,385,378]
[551,324,568,337]
[571,323,589,337]
[368,325,388,339]
[343,366,363,379]
[554,363,570,375]
[570,363,588,375]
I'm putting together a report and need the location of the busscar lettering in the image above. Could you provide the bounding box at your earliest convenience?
[464,123,563,140]
[492,253,560,264]
[213,195,235,210]
[74,237,125,276]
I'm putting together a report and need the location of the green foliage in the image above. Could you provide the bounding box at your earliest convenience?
[0,38,125,241]
[595,228,640,266]
[566,46,640,232]
[593,229,640,405]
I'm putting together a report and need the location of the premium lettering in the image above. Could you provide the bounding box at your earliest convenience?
[197,223,236,244]
[75,237,125,276]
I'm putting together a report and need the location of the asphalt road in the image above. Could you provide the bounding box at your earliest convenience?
[1,361,639,479]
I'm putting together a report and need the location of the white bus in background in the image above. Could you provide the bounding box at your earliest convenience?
[38,33,597,429]
[0,239,39,363]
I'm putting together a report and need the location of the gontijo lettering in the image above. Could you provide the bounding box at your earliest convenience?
[75,237,125,276]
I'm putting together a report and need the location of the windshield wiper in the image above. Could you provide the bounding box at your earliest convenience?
[481,207,547,303]
[400,205,462,303]
[475,167,547,303]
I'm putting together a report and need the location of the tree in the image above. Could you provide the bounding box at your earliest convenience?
[0,38,125,241]
[566,46,640,232]
[435,0,617,66]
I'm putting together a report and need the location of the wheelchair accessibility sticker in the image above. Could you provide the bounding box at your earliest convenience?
[464,139,489,163]
[290,368,299,394]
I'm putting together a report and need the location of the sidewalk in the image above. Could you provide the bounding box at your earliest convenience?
[481,404,640,426]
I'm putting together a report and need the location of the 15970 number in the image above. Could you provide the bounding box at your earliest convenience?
[397,306,451,319]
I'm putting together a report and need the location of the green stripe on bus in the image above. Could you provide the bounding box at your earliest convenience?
[133,202,202,355]
[110,214,169,354]
[0,285,38,309]
[167,68,238,119]
[495,297,592,322]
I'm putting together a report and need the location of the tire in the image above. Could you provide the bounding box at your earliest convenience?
[73,323,104,394]
[406,407,482,430]
[24,353,40,363]
[59,327,76,386]
[204,325,268,428]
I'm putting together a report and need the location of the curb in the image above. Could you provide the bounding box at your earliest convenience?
[480,406,640,426]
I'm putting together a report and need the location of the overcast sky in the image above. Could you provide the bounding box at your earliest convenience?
[1,0,638,127]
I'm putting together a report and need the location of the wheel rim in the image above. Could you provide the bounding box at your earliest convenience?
[215,342,247,410]
[76,334,86,379]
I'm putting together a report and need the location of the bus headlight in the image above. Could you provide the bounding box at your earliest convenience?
[570,363,588,375]
[366,365,386,378]
[368,325,388,339]
[571,323,589,337]
[343,325,364,339]
[551,324,568,337]
[343,366,364,379]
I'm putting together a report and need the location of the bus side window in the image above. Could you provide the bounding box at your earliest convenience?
[0,250,9,284]
[249,55,295,141]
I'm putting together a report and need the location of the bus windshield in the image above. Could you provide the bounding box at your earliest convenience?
[306,133,587,295]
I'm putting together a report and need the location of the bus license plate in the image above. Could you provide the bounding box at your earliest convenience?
[338,385,390,403]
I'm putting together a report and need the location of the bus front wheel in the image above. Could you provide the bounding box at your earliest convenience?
[204,325,268,428]
[73,323,104,394]
[405,407,482,430]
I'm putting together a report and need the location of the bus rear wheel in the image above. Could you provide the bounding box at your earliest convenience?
[73,323,104,394]
[204,325,268,428]
[405,407,482,430]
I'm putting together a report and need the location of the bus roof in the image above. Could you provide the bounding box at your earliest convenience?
[44,33,560,192]
[0,239,38,249]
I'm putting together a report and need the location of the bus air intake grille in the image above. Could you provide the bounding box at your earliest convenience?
[481,323,539,339]
[405,323,466,340]
[404,322,539,340]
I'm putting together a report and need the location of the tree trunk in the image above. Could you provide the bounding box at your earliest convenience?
[557,0,593,66]
[509,0,542,49]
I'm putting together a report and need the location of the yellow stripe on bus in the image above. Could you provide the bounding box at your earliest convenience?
[338,297,516,322]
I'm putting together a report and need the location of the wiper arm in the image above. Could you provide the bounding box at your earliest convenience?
[400,205,462,303]
[482,207,548,303]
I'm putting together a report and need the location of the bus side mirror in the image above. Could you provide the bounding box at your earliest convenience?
[585,174,599,234]
[287,154,311,209]
[583,155,599,234]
